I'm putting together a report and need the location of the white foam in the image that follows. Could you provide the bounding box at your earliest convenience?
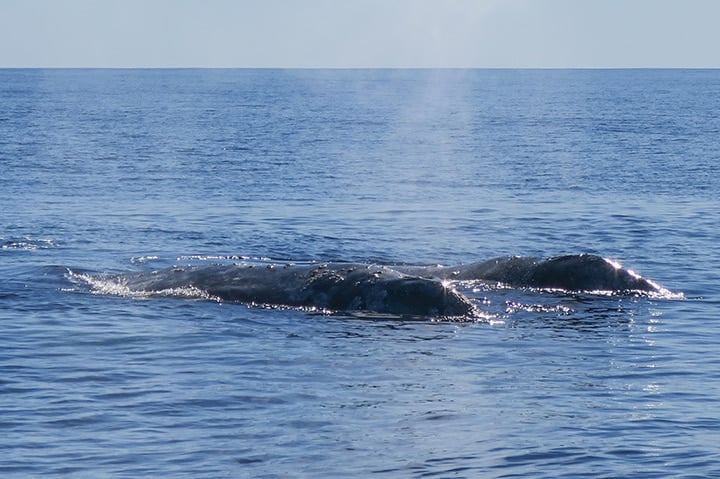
[67,270,213,301]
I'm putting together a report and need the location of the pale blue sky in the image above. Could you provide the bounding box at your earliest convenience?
[1,0,718,68]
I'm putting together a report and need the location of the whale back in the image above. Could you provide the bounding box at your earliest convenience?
[526,254,657,292]
[110,263,476,318]
[83,253,669,319]
[303,267,475,317]
[452,254,660,293]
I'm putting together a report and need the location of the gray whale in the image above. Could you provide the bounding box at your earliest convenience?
[96,254,668,318]
[397,254,663,293]
[111,263,477,318]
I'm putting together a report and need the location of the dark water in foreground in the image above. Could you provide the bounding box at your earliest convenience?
[1,69,719,477]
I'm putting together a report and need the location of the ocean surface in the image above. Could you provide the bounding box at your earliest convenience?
[1,69,719,478]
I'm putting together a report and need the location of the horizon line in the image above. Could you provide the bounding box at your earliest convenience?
[2,66,719,70]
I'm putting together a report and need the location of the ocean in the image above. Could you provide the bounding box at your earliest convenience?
[1,68,719,477]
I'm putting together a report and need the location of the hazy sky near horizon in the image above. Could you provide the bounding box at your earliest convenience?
[1,0,718,68]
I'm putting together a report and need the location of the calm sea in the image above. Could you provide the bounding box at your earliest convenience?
[1,69,719,478]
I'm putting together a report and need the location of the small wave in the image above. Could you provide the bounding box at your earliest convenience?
[1,236,55,250]
[505,301,574,315]
[176,254,251,262]
[460,279,681,300]
[129,255,161,264]
[532,286,683,300]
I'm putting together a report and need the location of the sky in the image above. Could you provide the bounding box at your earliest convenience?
[1,0,719,68]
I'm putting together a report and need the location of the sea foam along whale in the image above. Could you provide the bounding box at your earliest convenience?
[104,263,478,318]
[396,254,668,294]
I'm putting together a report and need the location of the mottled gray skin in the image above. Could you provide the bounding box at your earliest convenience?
[114,254,664,318]
[397,254,661,293]
[118,263,476,318]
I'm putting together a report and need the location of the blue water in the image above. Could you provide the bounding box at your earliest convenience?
[2,69,719,477]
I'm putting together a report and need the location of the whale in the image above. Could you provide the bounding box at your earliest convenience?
[104,263,478,318]
[395,254,664,293]
[88,254,669,318]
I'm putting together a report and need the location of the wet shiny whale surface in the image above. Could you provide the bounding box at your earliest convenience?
[398,254,666,293]
[107,262,476,318]
[83,254,670,319]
